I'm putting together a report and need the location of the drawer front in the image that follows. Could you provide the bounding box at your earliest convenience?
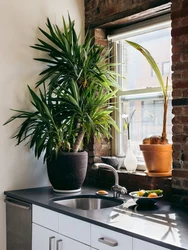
[133,238,170,250]
[59,213,90,245]
[32,205,58,232]
[91,224,132,250]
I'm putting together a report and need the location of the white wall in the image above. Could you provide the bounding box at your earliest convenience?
[0,1,84,249]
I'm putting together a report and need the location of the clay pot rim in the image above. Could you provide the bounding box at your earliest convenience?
[140,144,172,151]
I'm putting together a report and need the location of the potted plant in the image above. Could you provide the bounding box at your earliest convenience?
[126,40,172,177]
[4,16,119,192]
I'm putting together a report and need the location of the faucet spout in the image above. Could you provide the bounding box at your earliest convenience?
[92,163,119,185]
[92,163,127,198]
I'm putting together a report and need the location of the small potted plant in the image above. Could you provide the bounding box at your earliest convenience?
[4,16,119,192]
[126,40,172,177]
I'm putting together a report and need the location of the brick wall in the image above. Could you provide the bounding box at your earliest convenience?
[84,0,188,199]
[171,0,188,192]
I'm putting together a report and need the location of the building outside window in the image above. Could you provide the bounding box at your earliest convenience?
[108,15,172,169]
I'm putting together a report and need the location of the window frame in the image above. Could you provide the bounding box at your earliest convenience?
[108,15,172,168]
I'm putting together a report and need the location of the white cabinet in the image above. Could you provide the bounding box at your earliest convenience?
[91,224,132,250]
[59,213,90,245]
[32,223,90,250]
[133,238,170,250]
[32,205,90,250]
[32,205,171,250]
[32,223,57,250]
[32,204,59,231]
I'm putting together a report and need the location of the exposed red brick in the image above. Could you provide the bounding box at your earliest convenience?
[171,7,188,20]
[173,170,188,178]
[172,143,182,152]
[172,177,182,187]
[183,179,188,188]
[172,106,183,115]
[94,28,106,39]
[183,162,188,169]
[183,153,188,162]
[181,116,188,123]
[184,126,188,134]
[182,0,188,8]
[172,54,180,63]
[172,89,182,98]
[182,16,188,26]
[172,72,183,81]
[182,71,188,78]
[172,151,181,159]
[172,134,186,143]
[172,115,181,124]
[172,44,181,54]
[172,25,188,37]
[171,0,182,11]
[173,80,188,89]
[182,53,188,62]
[182,89,188,97]
[182,107,188,115]
[172,62,188,71]
[172,124,183,134]
[179,35,188,44]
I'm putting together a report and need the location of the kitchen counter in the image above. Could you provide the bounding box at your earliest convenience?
[4,186,188,250]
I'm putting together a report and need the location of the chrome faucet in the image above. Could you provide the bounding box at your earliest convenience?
[92,163,127,198]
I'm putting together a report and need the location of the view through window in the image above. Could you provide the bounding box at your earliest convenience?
[108,16,172,167]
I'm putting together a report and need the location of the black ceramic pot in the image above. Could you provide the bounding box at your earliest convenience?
[47,151,88,193]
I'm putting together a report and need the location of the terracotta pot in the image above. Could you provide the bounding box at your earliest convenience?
[47,151,88,193]
[139,144,172,177]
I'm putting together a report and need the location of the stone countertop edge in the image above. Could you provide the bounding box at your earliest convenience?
[4,186,188,250]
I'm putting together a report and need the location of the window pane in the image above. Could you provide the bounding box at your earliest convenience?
[121,27,171,91]
[119,96,172,156]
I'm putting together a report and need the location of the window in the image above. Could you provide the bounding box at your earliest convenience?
[108,15,172,167]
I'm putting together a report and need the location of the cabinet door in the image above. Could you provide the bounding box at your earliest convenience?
[32,223,57,250]
[59,213,90,245]
[32,205,58,232]
[58,234,90,250]
[133,238,170,250]
[32,223,90,250]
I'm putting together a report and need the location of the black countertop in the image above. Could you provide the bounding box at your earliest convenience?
[4,186,188,250]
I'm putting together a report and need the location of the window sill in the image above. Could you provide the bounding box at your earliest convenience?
[85,168,172,200]
[117,169,147,176]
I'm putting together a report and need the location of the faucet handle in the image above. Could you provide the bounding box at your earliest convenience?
[111,185,127,198]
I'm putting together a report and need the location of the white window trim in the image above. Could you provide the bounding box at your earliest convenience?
[109,15,171,170]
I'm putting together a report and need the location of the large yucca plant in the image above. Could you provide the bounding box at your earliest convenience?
[4,16,119,162]
[126,40,169,144]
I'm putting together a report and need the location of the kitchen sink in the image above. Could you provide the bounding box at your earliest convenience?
[52,195,124,210]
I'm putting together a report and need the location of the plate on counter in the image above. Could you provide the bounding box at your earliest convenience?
[129,190,163,207]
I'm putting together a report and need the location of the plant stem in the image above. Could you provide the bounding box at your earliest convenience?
[162,96,168,141]
[72,129,85,152]
[127,125,130,140]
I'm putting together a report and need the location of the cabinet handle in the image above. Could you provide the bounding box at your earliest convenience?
[98,237,118,247]
[49,236,55,250]
[56,239,62,250]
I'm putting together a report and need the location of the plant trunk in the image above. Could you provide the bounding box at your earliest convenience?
[72,129,85,152]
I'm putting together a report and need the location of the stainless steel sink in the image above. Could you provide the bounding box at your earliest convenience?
[52,195,124,210]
